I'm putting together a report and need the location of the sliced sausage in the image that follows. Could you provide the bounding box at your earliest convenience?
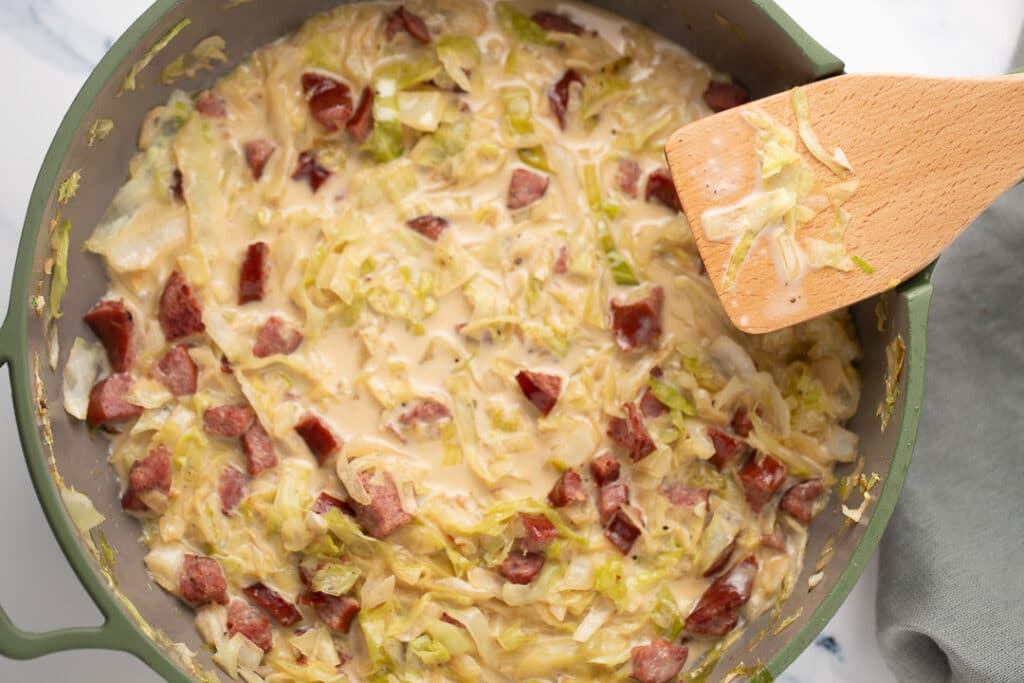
[350,471,412,539]
[590,454,620,487]
[313,492,352,516]
[244,139,275,181]
[242,422,277,476]
[346,87,375,143]
[300,592,360,633]
[663,483,710,509]
[639,388,668,418]
[219,466,246,515]
[397,400,451,426]
[731,406,753,438]
[519,513,558,552]
[83,299,134,372]
[684,555,758,636]
[384,6,431,44]
[121,445,172,512]
[547,469,587,507]
[515,370,562,417]
[239,242,270,305]
[780,478,826,524]
[610,287,663,351]
[292,150,332,193]
[548,69,584,130]
[597,482,629,525]
[738,453,787,512]
[254,317,303,358]
[159,271,205,342]
[607,402,656,461]
[153,345,198,397]
[703,81,750,113]
[631,639,689,683]
[227,599,273,651]
[180,555,229,606]
[708,427,749,470]
[196,93,227,118]
[604,508,642,555]
[498,551,545,584]
[203,405,256,439]
[507,169,549,210]
[645,168,682,212]
[243,583,302,627]
[87,373,143,427]
[702,540,737,578]
[616,159,641,199]
[406,215,449,241]
[531,11,585,35]
[295,414,342,464]
[762,528,787,552]
[302,73,353,132]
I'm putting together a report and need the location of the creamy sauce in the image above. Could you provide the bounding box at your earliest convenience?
[80,2,862,681]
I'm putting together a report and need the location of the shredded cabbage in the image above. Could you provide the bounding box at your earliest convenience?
[62,337,109,420]
[436,35,480,92]
[495,3,551,45]
[60,484,106,533]
[791,86,853,178]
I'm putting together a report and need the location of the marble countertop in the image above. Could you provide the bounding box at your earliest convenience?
[0,1,1020,682]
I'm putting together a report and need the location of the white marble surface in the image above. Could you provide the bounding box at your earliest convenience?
[0,1,1020,682]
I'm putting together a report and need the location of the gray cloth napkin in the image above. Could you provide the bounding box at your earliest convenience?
[875,38,1024,683]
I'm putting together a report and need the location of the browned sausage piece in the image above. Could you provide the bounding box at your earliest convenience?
[244,583,302,627]
[708,427,749,470]
[384,6,431,44]
[300,592,361,633]
[239,242,270,305]
[631,639,689,683]
[610,287,663,351]
[254,317,304,358]
[702,540,737,578]
[762,529,787,552]
[350,471,412,539]
[731,406,753,438]
[180,555,229,606]
[616,159,641,199]
[684,555,758,636]
[604,508,642,555]
[598,482,629,525]
[153,345,198,397]
[203,405,256,439]
[780,478,826,524]
[531,10,585,35]
[519,513,558,552]
[703,81,750,113]
[547,469,587,508]
[663,483,710,509]
[397,400,451,426]
[159,271,205,342]
[87,373,144,427]
[121,444,172,512]
[227,599,273,651]
[83,299,134,372]
[639,388,668,418]
[515,370,562,417]
[498,551,546,584]
[548,69,584,130]
[295,414,343,465]
[301,72,353,131]
[292,150,332,193]
[241,422,277,476]
[219,466,246,515]
[346,87,375,143]
[406,215,449,241]
[645,168,682,212]
[196,93,227,118]
[607,402,656,461]
[507,169,550,210]
[590,454,621,487]
[244,140,275,181]
[738,453,787,512]
[312,492,352,516]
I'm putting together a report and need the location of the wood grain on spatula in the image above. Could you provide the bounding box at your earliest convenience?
[666,73,1024,334]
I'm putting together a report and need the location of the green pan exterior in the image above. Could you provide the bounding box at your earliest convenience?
[0,1,929,681]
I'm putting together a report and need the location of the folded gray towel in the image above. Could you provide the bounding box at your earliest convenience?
[876,37,1024,683]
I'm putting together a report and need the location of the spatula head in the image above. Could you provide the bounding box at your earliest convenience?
[666,73,1024,334]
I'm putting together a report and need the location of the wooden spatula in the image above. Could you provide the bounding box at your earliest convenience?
[666,73,1024,334]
